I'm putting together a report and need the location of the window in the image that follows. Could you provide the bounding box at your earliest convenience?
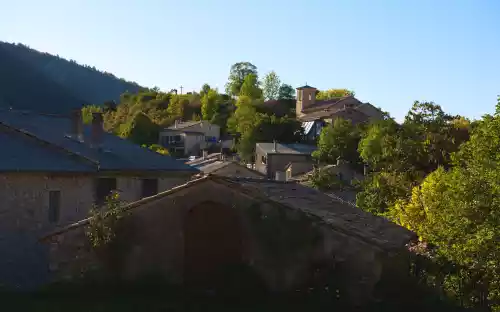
[308,93,312,101]
[48,190,61,223]
[141,178,158,198]
[261,155,267,165]
[96,178,117,205]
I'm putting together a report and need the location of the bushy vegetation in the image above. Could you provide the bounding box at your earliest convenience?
[313,98,499,311]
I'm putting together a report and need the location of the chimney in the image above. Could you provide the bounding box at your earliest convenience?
[71,109,83,141]
[91,112,103,147]
[273,140,277,153]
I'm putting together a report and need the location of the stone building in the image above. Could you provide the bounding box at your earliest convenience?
[255,142,316,179]
[159,120,225,157]
[296,85,385,143]
[42,175,416,304]
[0,108,197,289]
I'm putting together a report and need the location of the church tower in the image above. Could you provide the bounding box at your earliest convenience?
[296,85,317,117]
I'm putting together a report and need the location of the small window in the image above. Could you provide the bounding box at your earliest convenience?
[261,155,267,165]
[309,93,312,101]
[141,178,158,198]
[96,178,117,205]
[48,190,61,223]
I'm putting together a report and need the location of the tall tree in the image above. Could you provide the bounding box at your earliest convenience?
[201,89,218,121]
[200,83,211,97]
[262,71,281,101]
[225,62,258,96]
[278,84,295,100]
[239,73,262,100]
[312,118,361,164]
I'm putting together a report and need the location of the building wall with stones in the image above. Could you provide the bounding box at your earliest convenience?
[44,179,410,304]
[0,172,192,289]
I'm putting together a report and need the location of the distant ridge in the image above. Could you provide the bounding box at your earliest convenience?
[0,41,147,114]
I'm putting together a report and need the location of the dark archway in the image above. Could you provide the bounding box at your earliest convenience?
[183,201,243,289]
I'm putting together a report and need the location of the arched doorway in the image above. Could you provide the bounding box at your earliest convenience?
[183,201,243,289]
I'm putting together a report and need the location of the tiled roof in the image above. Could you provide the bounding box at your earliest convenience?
[301,96,356,114]
[256,142,317,155]
[42,176,416,251]
[0,109,198,173]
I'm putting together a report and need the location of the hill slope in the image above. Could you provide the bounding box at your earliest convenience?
[0,44,85,113]
[0,41,145,113]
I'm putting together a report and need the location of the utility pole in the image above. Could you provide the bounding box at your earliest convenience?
[180,85,184,95]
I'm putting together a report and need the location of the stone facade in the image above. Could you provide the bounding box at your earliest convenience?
[255,152,312,179]
[0,172,192,289]
[43,177,415,304]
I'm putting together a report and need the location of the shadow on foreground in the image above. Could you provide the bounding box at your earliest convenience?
[0,274,475,312]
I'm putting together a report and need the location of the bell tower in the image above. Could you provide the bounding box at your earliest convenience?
[296,85,317,117]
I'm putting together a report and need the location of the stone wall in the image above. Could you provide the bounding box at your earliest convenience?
[0,173,94,289]
[0,172,191,289]
[44,179,405,303]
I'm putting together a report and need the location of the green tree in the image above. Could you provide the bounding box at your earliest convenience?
[239,73,262,100]
[120,112,159,146]
[225,62,258,96]
[201,89,218,121]
[166,94,187,120]
[316,89,354,100]
[312,118,361,164]
[262,71,281,100]
[278,84,295,100]
[200,83,211,96]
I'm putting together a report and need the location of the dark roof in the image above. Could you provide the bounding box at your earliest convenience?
[256,142,317,155]
[296,85,316,90]
[42,175,416,251]
[0,109,198,173]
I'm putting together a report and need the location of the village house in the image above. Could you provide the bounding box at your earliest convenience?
[255,141,316,179]
[159,120,231,157]
[43,175,416,305]
[0,108,197,289]
[296,85,385,142]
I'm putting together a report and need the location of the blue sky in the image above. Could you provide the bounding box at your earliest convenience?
[1,0,499,121]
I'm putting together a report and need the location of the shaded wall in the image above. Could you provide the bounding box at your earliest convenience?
[44,180,408,303]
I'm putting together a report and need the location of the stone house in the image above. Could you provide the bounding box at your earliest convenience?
[159,120,222,157]
[0,108,197,289]
[296,85,385,143]
[42,175,416,304]
[255,142,317,179]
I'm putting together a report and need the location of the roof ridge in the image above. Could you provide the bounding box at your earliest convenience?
[0,121,100,169]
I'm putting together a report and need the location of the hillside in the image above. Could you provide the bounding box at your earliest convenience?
[0,43,85,113]
[0,41,145,113]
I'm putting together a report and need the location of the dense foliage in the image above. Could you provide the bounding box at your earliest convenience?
[313,97,499,310]
[81,62,302,158]
[0,42,85,113]
[0,41,143,111]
